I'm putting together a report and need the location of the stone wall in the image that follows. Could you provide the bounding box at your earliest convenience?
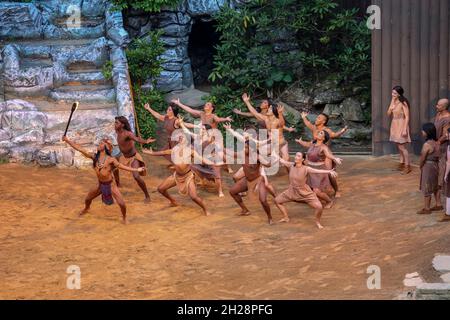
[0,0,135,167]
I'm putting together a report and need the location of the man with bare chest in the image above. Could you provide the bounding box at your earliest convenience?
[62,136,145,224]
[113,116,155,203]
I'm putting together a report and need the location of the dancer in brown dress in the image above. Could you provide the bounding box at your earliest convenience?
[440,127,450,222]
[142,138,211,216]
[113,116,155,202]
[62,136,145,224]
[301,111,347,197]
[296,130,342,208]
[229,141,276,225]
[144,102,197,163]
[171,98,232,129]
[417,123,441,214]
[387,86,412,174]
[433,99,450,194]
[273,152,337,229]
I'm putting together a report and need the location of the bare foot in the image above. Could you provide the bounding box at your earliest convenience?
[238,210,251,216]
[170,201,180,207]
[278,217,290,223]
[239,192,248,197]
[204,210,212,216]
[219,192,225,198]
[122,217,129,225]
[79,208,89,216]
[335,192,342,198]
[227,168,234,174]
[144,197,151,203]
[268,219,274,225]
[325,200,334,209]
[316,222,324,229]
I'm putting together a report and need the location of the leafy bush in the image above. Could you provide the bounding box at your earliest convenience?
[101,61,113,81]
[126,30,166,88]
[208,0,370,122]
[112,0,180,13]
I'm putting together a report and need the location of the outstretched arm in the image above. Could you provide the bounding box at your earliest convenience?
[301,112,315,132]
[171,98,202,118]
[144,103,165,122]
[233,108,254,118]
[126,131,155,145]
[326,126,348,139]
[213,114,233,123]
[242,93,266,122]
[295,137,312,148]
[322,146,343,165]
[307,166,338,177]
[283,126,296,133]
[111,158,145,173]
[271,153,293,168]
[277,104,286,128]
[142,148,172,156]
[62,136,94,160]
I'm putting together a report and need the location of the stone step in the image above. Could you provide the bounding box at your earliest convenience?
[49,85,116,103]
[4,94,117,112]
[20,57,53,69]
[53,17,105,28]
[0,39,95,49]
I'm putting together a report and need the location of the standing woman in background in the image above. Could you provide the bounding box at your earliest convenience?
[387,86,412,174]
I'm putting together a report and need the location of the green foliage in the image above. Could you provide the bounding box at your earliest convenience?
[126,30,166,88]
[209,0,371,118]
[111,0,180,13]
[101,61,113,81]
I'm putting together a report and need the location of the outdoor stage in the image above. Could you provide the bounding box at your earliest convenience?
[1,155,449,299]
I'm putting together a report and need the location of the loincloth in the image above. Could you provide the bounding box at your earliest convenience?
[100,181,114,205]
[174,170,195,196]
[118,152,147,176]
[246,176,263,202]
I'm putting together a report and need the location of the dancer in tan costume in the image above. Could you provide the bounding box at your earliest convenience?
[433,99,450,195]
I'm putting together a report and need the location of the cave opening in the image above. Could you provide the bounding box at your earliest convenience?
[187,19,220,90]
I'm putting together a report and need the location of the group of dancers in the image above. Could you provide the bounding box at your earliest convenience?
[62,93,350,228]
[387,86,450,222]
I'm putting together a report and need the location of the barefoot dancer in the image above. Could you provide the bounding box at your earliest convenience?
[62,136,144,224]
[144,102,197,164]
[296,131,343,209]
[113,116,155,202]
[242,93,290,164]
[417,123,441,215]
[433,99,450,198]
[387,86,412,174]
[229,140,276,224]
[273,152,337,229]
[171,98,232,129]
[142,140,211,216]
[301,111,347,197]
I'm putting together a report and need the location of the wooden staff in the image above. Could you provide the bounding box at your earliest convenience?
[63,101,79,137]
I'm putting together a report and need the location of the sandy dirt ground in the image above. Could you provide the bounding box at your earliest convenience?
[1,155,450,300]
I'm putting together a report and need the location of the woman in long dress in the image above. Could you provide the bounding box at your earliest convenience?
[387,86,412,174]
[417,123,441,215]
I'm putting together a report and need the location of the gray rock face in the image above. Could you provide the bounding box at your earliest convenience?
[0,1,136,166]
[340,98,365,122]
[313,89,345,106]
[186,0,227,17]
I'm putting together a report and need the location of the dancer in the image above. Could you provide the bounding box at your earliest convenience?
[228,140,276,224]
[178,117,226,197]
[242,93,290,164]
[417,123,442,214]
[301,111,347,197]
[272,152,337,229]
[171,98,232,129]
[296,131,342,208]
[440,127,450,222]
[113,116,154,202]
[300,112,348,142]
[387,86,411,174]
[433,99,450,197]
[142,138,211,216]
[62,136,145,224]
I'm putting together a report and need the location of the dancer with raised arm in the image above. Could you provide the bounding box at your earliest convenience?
[113,116,155,203]
[387,86,412,174]
[171,98,232,129]
[242,93,290,164]
[273,152,337,229]
[296,130,342,209]
[62,136,145,224]
[142,137,211,216]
